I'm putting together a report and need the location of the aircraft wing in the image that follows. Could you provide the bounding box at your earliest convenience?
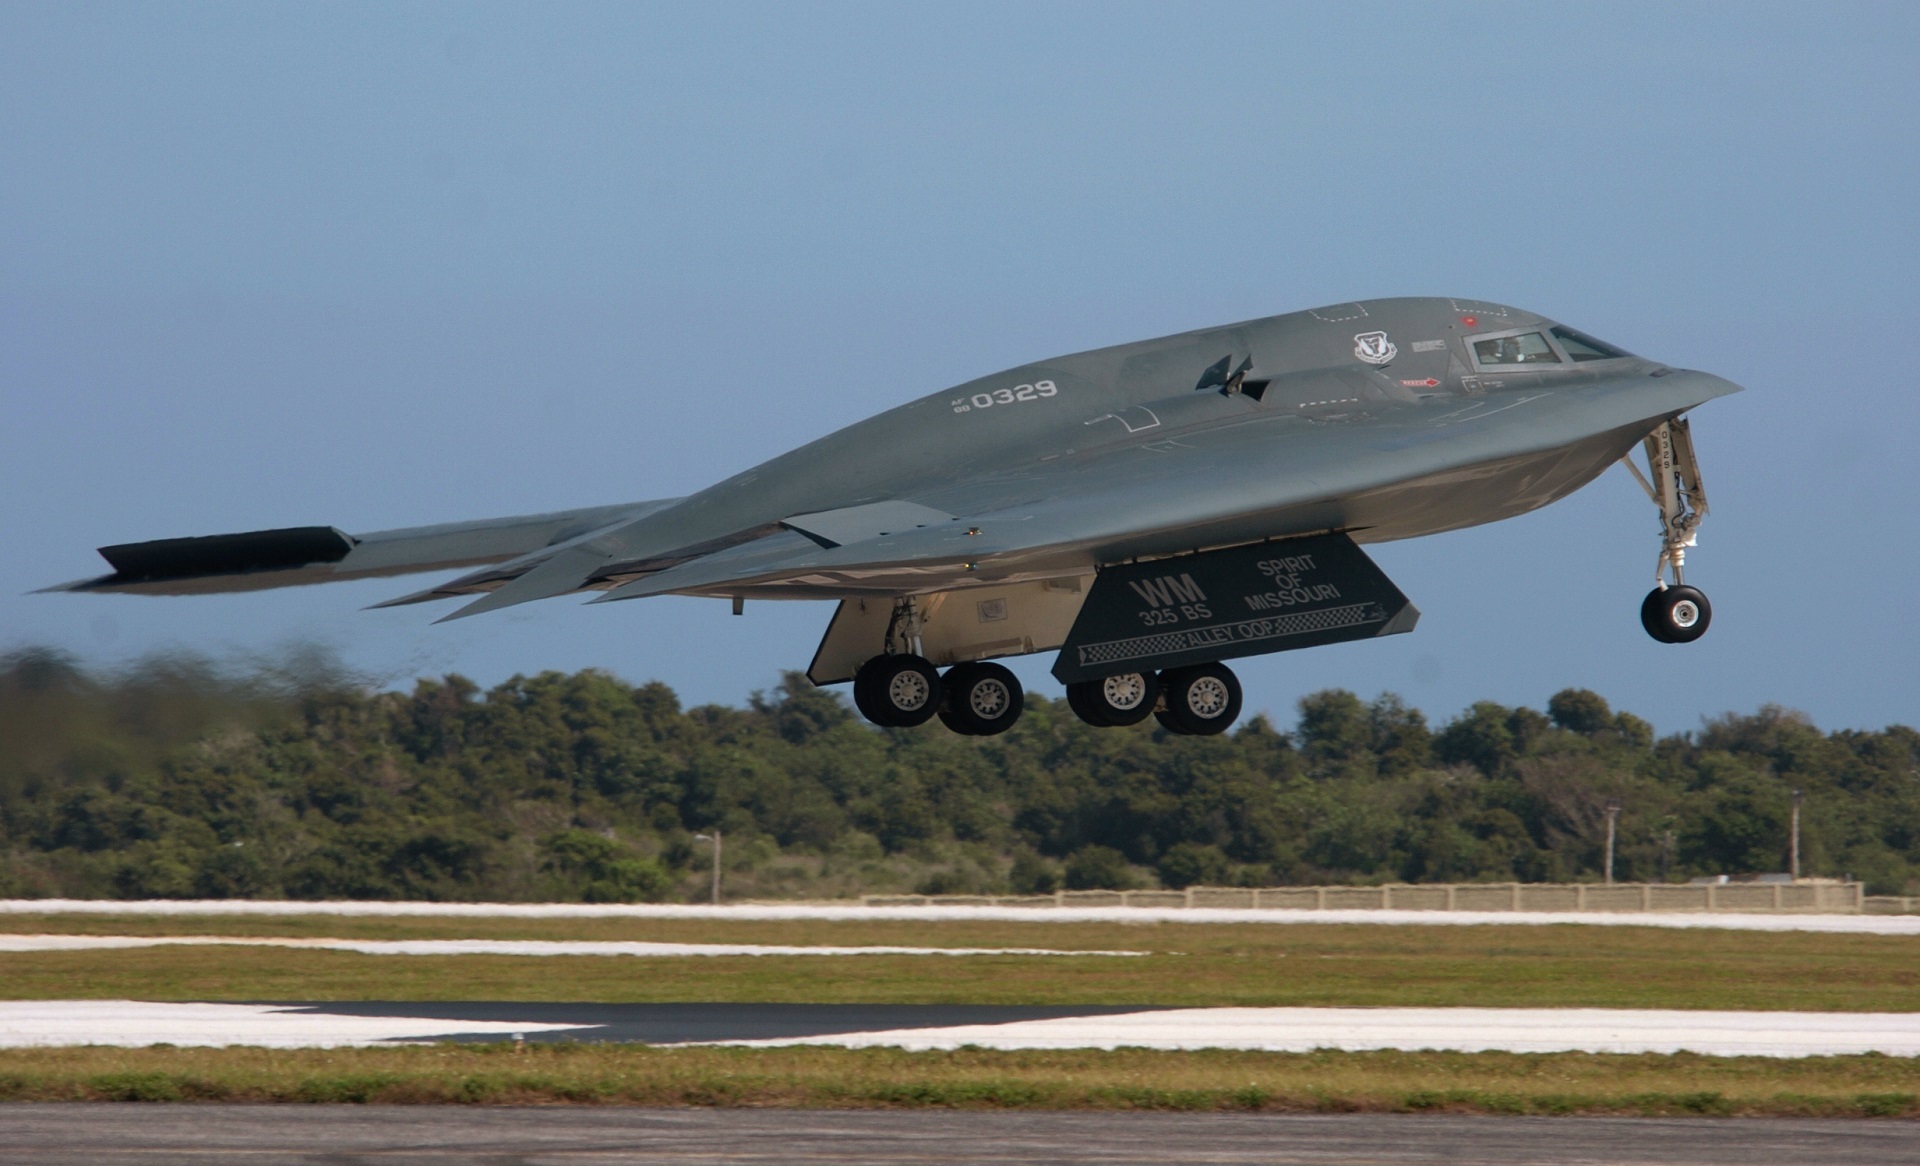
[591,367,1738,602]
[39,499,681,597]
[47,364,1733,613]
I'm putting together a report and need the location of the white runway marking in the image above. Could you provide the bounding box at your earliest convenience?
[4,898,1916,935]
[0,1001,579,1049]
[0,935,1143,957]
[720,1007,1920,1058]
[4,1002,1917,1056]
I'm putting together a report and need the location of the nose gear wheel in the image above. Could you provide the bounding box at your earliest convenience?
[1641,585,1712,644]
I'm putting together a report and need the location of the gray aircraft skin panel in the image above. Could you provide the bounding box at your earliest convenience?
[592,363,1729,602]
[46,296,1743,687]
[417,299,1735,612]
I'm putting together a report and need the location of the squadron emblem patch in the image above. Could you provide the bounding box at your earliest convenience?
[1353,331,1397,365]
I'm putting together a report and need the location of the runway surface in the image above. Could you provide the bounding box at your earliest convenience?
[0,933,1144,957]
[719,1005,1920,1057]
[1,1106,1915,1165]
[0,1002,1161,1048]
[8,1001,1920,1055]
[7,896,1920,935]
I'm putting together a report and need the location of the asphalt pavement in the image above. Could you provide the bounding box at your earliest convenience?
[287,1000,1162,1042]
[10,1001,1917,1056]
[0,1106,1914,1164]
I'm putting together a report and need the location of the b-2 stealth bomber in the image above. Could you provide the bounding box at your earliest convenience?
[47,297,1739,737]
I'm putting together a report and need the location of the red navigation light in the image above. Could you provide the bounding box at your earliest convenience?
[1460,315,1478,327]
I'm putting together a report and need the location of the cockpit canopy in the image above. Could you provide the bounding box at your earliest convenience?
[1549,325,1631,361]
[1469,324,1633,367]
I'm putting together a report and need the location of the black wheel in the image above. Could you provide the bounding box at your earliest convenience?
[1154,662,1242,736]
[1641,585,1711,644]
[1065,680,1113,727]
[938,662,1024,736]
[851,656,886,723]
[853,654,943,727]
[1065,671,1159,728]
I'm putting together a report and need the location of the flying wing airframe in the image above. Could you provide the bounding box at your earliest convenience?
[44,297,1740,736]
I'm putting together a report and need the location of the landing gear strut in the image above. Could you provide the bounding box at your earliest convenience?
[852,597,1030,734]
[1621,418,1713,644]
[852,597,944,727]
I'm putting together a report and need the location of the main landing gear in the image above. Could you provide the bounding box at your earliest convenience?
[852,653,1245,737]
[1622,417,1713,644]
[852,654,1025,735]
[852,654,1246,737]
[1066,661,1244,736]
[848,598,1244,737]
[852,597,1027,736]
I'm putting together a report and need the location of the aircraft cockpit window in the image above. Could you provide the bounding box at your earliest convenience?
[1471,332,1561,365]
[1549,325,1630,362]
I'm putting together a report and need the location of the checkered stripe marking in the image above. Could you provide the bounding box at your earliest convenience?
[1075,603,1385,667]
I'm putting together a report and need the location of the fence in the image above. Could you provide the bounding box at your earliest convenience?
[1865,896,1920,915]
[862,879,1865,914]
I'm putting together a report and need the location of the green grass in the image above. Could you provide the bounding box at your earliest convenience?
[0,914,1916,1010]
[1,1044,1918,1115]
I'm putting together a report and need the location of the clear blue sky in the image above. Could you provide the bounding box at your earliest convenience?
[3,2,1916,734]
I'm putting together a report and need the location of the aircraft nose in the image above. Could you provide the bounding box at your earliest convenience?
[1658,366,1751,409]
[1662,367,1745,402]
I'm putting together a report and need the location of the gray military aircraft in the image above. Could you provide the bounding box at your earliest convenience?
[45,297,1737,737]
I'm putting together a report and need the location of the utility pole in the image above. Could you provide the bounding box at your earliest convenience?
[1604,802,1622,884]
[1789,790,1803,881]
[694,831,722,904]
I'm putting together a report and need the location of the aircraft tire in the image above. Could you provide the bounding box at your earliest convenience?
[1640,586,1711,644]
[1065,681,1114,727]
[1154,662,1242,736]
[938,662,1024,736]
[1066,672,1158,728]
[853,654,943,727]
[851,657,886,723]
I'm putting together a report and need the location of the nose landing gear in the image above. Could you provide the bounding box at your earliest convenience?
[1641,585,1711,644]
[1622,417,1713,644]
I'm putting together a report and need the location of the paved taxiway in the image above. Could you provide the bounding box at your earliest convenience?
[9,897,1920,935]
[0,1001,1163,1048]
[1,1106,1914,1165]
[9,1001,1920,1055]
[0,933,1144,957]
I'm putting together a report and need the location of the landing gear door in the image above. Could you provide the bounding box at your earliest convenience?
[1051,534,1418,684]
[808,577,1091,685]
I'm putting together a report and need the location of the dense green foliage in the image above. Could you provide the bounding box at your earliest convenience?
[1,648,1915,900]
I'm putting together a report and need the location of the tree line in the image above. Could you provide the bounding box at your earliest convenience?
[1,647,1915,902]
